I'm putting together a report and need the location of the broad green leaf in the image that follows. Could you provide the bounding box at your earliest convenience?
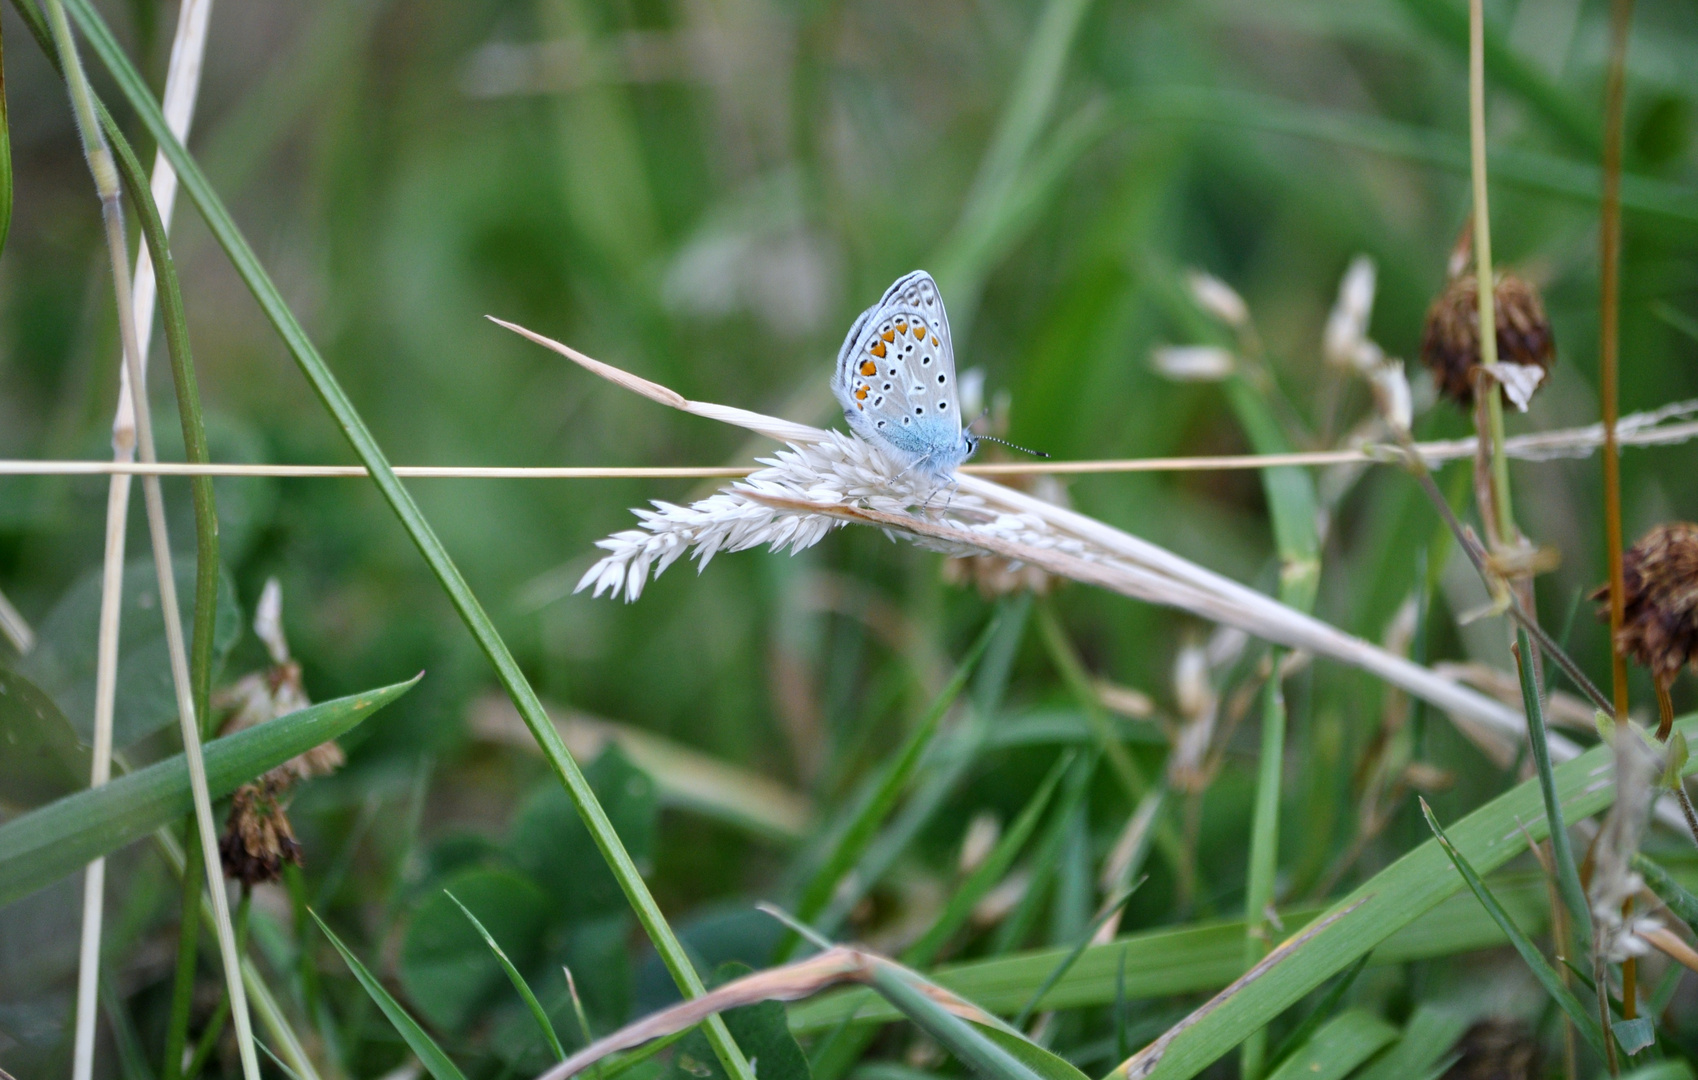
[1263,1010,1396,1080]
[507,745,658,923]
[0,677,416,908]
[661,963,811,1080]
[18,557,239,747]
[0,665,86,807]
[400,869,551,1032]
[313,911,467,1080]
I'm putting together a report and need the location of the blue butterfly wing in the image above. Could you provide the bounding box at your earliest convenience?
[833,271,968,475]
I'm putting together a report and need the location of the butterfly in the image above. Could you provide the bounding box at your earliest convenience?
[832,270,976,484]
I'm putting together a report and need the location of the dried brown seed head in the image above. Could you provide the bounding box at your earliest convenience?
[1419,273,1555,407]
[219,778,303,886]
[1596,521,1698,687]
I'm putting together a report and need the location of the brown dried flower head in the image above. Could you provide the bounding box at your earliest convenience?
[1596,521,1698,687]
[1419,272,1554,407]
[220,777,304,886]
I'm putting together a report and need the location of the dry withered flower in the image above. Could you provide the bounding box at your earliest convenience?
[1420,273,1554,407]
[1597,521,1698,692]
[219,777,304,886]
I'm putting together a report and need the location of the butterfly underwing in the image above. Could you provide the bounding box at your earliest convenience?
[832,270,976,482]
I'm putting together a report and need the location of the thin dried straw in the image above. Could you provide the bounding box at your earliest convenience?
[3,399,1694,479]
[62,1,231,1078]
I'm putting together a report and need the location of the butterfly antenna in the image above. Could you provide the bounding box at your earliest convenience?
[975,434,1050,459]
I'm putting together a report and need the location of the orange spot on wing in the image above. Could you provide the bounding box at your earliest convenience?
[854,385,869,400]
[912,323,926,339]
[871,341,887,358]
[860,360,878,376]
[894,321,907,335]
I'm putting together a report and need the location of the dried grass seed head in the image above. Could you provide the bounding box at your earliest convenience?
[1595,521,1698,687]
[1419,272,1554,408]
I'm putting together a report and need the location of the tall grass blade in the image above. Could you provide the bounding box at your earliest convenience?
[1012,885,1139,1028]
[1262,1009,1396,1080]
[904,750,1075,965]
[0,678,414,907]
[784,613,1001,953]
[1418,799,1607,1056]
[1513,628,1590,940]
[446,890,565,1061]
[50,3,753,1074]
[312,911,469,1080]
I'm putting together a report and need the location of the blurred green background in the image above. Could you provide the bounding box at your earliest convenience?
[3,0,1698,1074]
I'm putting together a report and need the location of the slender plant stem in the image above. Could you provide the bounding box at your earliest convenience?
[48,4,753,1074]
[1468,0,1513,545]
[39,2,254,1077]
[1513,630,1590,944]
[1239,659,1287,1080]
[1600,0,1634,725]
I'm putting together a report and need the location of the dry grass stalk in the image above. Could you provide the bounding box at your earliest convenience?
[64,1,224,1077]
[532,944,1005,1080]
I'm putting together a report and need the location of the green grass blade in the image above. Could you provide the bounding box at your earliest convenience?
[1263,1009,1396,1080]
[0,678,415,908]
[311,911,468,1080]
[1352,1006,1470,1080]
[904,750,1075,965]
[1418,799,1606,1056]
[866,965,1044,1080]
[52,4,751,1075]
[788,614,1001,934]
[444,890,565,1061]
[1012,885,1139,1028]
[1513,628,1590,941]
[1635,853,1698,928]
[1261,951,1371,1073]
[791,720,1698,1079]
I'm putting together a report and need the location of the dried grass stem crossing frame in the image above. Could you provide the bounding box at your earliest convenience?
[3,399,1695,479]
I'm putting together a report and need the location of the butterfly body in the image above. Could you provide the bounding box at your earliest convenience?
[832,270,976,483]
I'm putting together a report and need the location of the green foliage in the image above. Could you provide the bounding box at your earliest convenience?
[660,964,811,1080]
[7,0,1698,1075]
[401,871,552,1032]
[0,677,415,908]
[17,557,239,747]
[507,744,660,923]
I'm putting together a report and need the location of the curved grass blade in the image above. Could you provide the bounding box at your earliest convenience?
[1636,854,1698,928]
[47,4,752,1075]
[905,750,1075,965]
[1262,952,1371,1074]
[1263,1009,1396,1080]
[779,614,1001,960]
[311,911,468,1080]
[1418,799,1607,1057]
[864,964,1044,1080]
[1013,884,1140,1028]
[445,890,565,1061]
[0,678,415,907]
